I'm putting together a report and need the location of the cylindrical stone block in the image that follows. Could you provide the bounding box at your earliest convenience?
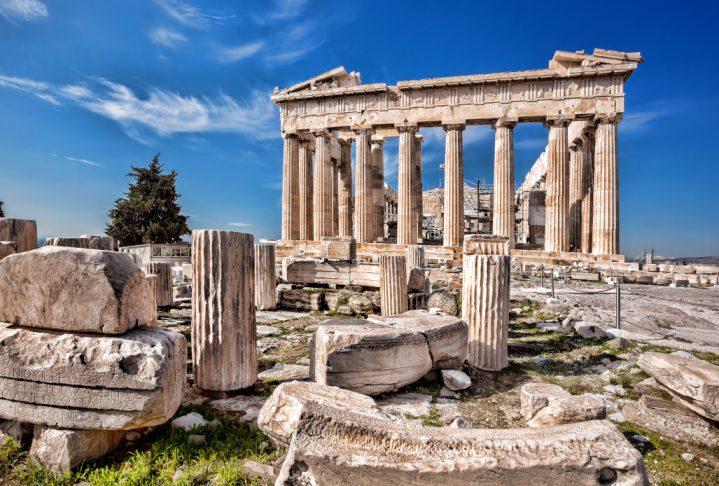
[254,243,276,311]
[406,244,425,269]
[397,126,417,245]
[462,237,510,371]
[313,132,333,240]
[379,255,408,316]
[338,140,353,238]
[443,125,464,247]
[592,117,620,255]
[281,134,300,240]
[298,141,313,240]
[192,230,257,393]
[414,135,424,243]
[145,262,173,307]
[544,120,570,252]
[581,135,594,253]
[354,129,374,243]
[492,121,515,246]
[371,139,386,242]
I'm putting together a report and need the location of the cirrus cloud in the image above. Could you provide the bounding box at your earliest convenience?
[0,0,47,22]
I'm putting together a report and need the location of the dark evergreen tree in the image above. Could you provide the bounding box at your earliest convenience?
[106,154,189,246]
[0,201,4,217]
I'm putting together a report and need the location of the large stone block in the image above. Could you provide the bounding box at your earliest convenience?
[0,218,37,253]
[30,426,125,473]
[44,237,90,249]
[320,237,356,261]
[145,262,174,307]
[0,247,156,333]
[0,325,186,430]
[637,352,719,421]
[527,394,606,427]
[0,241,17,261]
[81,234,115,251]
[275,402,647,485]
[520,383,571,420]
[369,310,468,369]
[257,381,378,445]
[311,319,432,395]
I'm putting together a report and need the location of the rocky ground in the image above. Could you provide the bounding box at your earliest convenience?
[1,278,718,485]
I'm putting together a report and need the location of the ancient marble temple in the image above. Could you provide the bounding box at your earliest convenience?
[273,48,642,256]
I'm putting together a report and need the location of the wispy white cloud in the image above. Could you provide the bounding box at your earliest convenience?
[621,110,665,133]
[515,137,547,150]
[228,222,251,227]
[253,0,307,25]
[149,27,187,48]
[50,153,102,168]
[263,21,325,64]
[154,0,234,28]
[0,72,278,143]
[216,41,265,63]
[0,0,47,22]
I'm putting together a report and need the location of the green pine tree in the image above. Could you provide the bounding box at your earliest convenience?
[106,154,190,246]
[0,201,4,217]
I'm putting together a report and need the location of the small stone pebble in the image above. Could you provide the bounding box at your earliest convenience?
[681,453,695,462]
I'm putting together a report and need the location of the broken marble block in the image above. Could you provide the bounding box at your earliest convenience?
[0,246,156,333]
[520,383,571,420]
[0,241,17,261]
[30,425,125,473]
[527,394,606,427]
[319,236,356,261]
[637,352,719,421]
[0,217,37,253]
[369,310,468,369]
[257,381,378,445]
[311,319,432,395]
[275,402,648,485]
[0,325,186,430]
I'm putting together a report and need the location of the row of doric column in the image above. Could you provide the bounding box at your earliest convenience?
[281,114,620,255]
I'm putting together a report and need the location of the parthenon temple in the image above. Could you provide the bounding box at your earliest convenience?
[274,48,643,262]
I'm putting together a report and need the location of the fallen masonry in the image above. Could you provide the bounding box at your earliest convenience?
[272,400,647,485]
[310,311,468,395]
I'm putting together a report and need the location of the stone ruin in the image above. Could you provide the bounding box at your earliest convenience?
[0,246,186,472]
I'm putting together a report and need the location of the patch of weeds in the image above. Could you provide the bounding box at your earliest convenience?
[618,422,719,485]
[693,351,719,366]
[567,382,591,395]
[421,408,442,427]
[405,381,443,399]
[0,438,26,478]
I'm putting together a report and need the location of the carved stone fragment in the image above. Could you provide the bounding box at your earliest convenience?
[30,426,125,473]
[145,262,173,307]
[0,247,156,333]
[0,218,37,253]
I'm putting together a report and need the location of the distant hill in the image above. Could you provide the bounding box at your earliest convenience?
[657,256,719,265]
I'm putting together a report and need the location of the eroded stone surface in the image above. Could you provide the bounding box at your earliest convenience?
[30,426,125,473]
[257,381,377,445]
[0,325,186,430]
[311,319,432,395]
[0,218,37,253]
[527,394,606,427]
[637,352,719,421]
[275,402,647,485]
[520,383,571,420]
[0,246,156,333]
[441,370,471,391]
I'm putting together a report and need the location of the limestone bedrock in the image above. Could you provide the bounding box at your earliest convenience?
[0,246,156,333]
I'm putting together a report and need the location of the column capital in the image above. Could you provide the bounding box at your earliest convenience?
[312,128,332,138]
[282,131,300,140]
[299,137,312,147]
[338,138,353,147]
[395,122,418,134]
[353,127,374,137]
[492,117,517,130]
[443,123,465,132]
[594,113,623,125]
[369,138,386,147]
[543,117,571,129]
[414,134,424,144]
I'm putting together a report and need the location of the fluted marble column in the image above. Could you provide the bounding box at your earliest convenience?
[492,120,516,246]
[313,131,333,240]
[462,235,510,371]
[544,119,570,252]
[298,140,313,240]
[254,243,276,311]
[354,128,374,242]
[331,157,339,236]
[192,230,257,393]
[397,125,417,245]
[338,139,353,238]
[592,115,620,255]
[581,132,594,253]
[406,244,425,269]
[568,139,584,251]
[414,135,424,243]
[281,133,300,240]
[443,124,465,247]
[145,262,173,307]
[379,255,408,316]
[371,139,386,242]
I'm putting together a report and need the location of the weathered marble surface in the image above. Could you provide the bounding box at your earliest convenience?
[637,352,719,421]
[30,426,125,473]
[320,237,356,261]
[0,241,16,261]
[527,394,606,427]
[520,383,570,420]
[257,381,377,445]
[0,325,186,429]
[0,247,156,333]
[311,319,432,395]
[275,402,647,485]
[145,262,173,307]
[369,311,468,370]
[0,218,37,253]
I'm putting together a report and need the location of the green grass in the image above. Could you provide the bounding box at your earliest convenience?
[421,408,443,427]
[0,407,282,486]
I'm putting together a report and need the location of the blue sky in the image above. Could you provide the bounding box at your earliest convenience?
[0,0,717,258]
